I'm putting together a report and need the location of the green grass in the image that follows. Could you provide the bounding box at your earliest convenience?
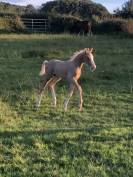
[0,34,133,177]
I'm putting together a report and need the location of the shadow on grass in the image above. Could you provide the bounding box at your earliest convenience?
[1,125,133,143]
[0,126,100,137]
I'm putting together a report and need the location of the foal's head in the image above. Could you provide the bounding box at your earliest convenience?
[83,48,96,72]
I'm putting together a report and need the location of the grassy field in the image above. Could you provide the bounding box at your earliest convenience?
[0,34,133,177]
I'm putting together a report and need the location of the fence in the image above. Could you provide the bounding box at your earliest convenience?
[22,18,49,33]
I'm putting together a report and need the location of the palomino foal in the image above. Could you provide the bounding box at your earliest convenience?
[36,48,96,111]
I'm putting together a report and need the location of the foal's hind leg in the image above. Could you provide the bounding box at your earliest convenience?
[64,81,75,111]
[36,76,53,108]
[48,77,61,107]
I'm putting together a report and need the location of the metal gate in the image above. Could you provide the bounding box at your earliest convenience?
[22,18,49,33]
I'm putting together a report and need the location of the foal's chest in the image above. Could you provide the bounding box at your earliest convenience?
[75,68,82,79]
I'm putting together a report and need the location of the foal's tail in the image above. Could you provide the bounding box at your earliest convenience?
[39,60,48,76]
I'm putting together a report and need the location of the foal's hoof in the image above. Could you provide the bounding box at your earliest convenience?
[52,104,57,108]
[34,103,40,111]
[79,108,83,112]
[64,108,68,112]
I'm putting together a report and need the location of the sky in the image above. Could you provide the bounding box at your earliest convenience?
[0,0,129,13]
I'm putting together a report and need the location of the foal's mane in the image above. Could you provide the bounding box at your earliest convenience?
[70,49,85,61]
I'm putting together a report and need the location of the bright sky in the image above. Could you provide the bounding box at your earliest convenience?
[0,0,129,13]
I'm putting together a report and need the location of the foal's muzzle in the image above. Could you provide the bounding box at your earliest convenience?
[92,64,96,72]
[90,64,96,72]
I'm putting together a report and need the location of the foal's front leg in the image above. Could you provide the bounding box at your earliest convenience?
[49,86,57,107]
[73,78,83,111]
[49,77,61,107]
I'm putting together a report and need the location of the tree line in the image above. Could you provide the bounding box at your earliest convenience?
[0,0,133,18]
[0,0,133,34]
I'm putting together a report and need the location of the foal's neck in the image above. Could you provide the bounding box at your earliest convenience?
[73,53,84,68]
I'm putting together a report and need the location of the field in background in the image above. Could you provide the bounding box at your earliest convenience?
[0,34,133,177]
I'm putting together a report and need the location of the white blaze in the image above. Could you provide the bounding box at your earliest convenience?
[90,53,96,72]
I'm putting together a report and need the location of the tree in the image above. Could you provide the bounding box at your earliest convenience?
[40,0,109,19]
[114,0,133,18]
[129,0,133,11]
[25,4,37,14]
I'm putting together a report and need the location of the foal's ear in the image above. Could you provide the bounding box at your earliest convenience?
[84,48,88,54]
[85,48,95,54]
[88,48,94,53]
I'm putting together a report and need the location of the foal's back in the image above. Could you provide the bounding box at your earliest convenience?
[46,59,74,78]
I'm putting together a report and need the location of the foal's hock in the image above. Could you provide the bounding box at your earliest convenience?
[36,48,96,111]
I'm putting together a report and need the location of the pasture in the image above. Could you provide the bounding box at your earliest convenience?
[0,34,133,177]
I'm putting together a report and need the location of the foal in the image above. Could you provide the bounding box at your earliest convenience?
[36,48,96,111]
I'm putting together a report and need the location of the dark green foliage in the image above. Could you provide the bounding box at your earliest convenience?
[21,13,47,19]
[114,0,133,18]
[93,19,125,34]
[40,0,109,19]
[0,2,37,15]
[48,14,81,33]
[24,4,37,14]
[93,19,133,35]
[39,0,109,33]
[0,15,25,33]
[1,0,128,35]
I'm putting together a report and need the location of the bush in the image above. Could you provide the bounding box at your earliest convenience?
[49,16,133,35]
[0,15,26,33]
[40,0,109,20]
[93,19,126,34]
[49,15,81,33]
[93,18,133,35]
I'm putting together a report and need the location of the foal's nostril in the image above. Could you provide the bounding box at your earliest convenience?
[91,65,96,72]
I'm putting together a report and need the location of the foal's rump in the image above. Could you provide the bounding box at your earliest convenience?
[39,60,48,76]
